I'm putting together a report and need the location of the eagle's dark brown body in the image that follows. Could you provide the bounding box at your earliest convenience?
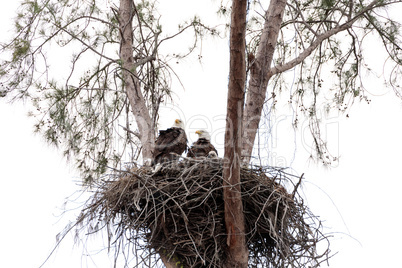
[153,127,187,164]
[187,138,218,158]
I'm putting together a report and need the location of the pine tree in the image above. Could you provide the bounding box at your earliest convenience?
[2,0,402,266]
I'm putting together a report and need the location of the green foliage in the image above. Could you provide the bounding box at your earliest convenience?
[11,39,30,61]
[320,0,335,9]
[246,0,402,164]
[2,0,402,175]
[1,0,218,183]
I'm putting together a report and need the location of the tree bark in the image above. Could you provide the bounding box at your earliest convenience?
[241,0,287,163]
[119,0,155,164]
[223,0,249,267]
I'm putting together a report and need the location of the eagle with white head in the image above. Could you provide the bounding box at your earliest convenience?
[187,130,218,158]
[152,119,187,165]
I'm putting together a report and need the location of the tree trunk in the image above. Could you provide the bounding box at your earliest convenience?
[241,0,287,163]
[119,0,155,164]
[223,0,249,267]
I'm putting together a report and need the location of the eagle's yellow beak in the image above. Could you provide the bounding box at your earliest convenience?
[175,119,181,124]
[195,130,201,135]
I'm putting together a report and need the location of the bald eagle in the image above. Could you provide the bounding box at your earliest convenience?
[153,119,187,165]
[187,130,218,158]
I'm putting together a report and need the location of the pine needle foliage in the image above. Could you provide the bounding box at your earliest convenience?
[245,0,402,165]
[0,0,219,182]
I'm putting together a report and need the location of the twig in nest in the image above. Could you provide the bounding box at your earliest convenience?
[73,158,331,267]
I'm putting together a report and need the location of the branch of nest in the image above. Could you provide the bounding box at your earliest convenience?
[74,158,331,267]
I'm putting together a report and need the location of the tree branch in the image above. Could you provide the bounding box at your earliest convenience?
[241,0,287,162]
[119,124,141,139]
[268,0,383,78]
[119,0,155,163]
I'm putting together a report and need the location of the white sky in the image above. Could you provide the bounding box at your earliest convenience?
[1,1,402,268]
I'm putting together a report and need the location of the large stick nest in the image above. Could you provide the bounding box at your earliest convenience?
[76,158,330,267]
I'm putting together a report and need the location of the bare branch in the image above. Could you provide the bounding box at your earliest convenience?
[119,124,141,139]
[268,0,385,78]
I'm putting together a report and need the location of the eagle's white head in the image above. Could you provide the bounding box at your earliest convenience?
[195,130,211,141]
[207,151,218,158]
[172,119,184,129]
